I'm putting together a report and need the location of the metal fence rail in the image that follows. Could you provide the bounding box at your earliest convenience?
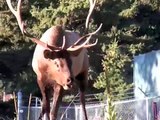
[20,103,105,120]
[18,96,160,120]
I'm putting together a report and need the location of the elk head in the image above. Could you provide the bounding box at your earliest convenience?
[43,48,73,90]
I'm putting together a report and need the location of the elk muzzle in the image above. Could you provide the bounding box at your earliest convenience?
[63,77,74,90]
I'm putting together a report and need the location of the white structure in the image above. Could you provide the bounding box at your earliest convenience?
[134,50,160,120]
[134,50,160,98]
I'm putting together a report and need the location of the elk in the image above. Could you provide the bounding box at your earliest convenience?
[6,0,102,120]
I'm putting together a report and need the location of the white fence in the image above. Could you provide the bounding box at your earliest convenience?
[18,96,160,120]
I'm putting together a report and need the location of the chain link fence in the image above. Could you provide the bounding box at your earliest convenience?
[114,96,160,120]
[20,103,105,120]
[18,96,160,120]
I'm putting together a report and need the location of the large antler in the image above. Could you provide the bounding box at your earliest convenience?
[66,24,102,51]
[6,0,24,34]
[6,0,102,52]
[85,0,97,29]
[66,0,102,51]
[6,0,62,51]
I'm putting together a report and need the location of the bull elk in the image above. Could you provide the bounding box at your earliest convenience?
[6,0,102,119]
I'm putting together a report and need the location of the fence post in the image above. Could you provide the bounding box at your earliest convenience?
[35,97,38,120]
[17,91,23,120]
[75,107,78,120]
[146,97,149,120]
[80,105,83,120]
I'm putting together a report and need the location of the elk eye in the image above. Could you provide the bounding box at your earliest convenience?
[56,64,59,68]
[54,61,59,68]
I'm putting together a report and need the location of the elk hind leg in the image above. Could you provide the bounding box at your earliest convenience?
[76,72,88,120]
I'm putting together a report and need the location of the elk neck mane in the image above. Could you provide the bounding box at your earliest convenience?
[40,26,64,46]
[39,25,80,49]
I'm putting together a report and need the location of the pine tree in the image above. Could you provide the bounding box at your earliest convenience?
[93,26,143,119]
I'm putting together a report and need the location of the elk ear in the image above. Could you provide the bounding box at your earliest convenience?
[43,50,52,59]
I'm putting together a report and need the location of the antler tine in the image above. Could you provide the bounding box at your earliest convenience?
[83,38,98,48]
[85,0,96,29]
[62,36,66,49]
[91,23,102,35]
[67,23,102,51]
[67,35,92,51]
[71,23,102,47]
[6,0,25,34]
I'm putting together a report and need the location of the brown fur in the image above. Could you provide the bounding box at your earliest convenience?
[32,26,89,120]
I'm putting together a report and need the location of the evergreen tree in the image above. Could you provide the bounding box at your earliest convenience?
[94,26,143,119]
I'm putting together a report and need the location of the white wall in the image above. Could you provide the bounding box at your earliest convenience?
[134,50,160,120]
[134,50,160,98]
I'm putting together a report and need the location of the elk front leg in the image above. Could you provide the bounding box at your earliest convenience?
[37,80,50,120]
[50,83,63,120]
